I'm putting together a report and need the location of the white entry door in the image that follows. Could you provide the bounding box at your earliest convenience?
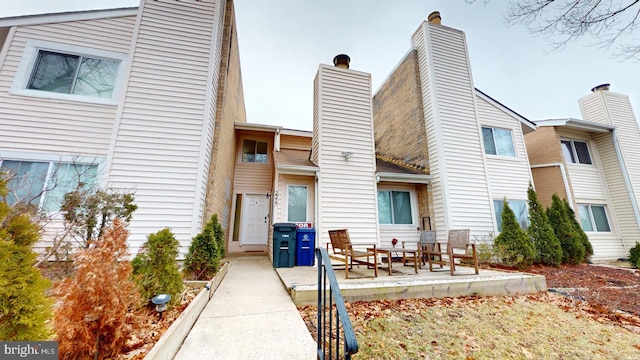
[240,194,270,245]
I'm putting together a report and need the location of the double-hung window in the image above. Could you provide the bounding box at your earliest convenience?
[12,41,126,104]
[494,199,528,231]
[287,185,308,222]
[378,190,413,225]
[561,139,592,165]
[482,127,515,157]
[242,140,268,163]
[1,160,98,212]
[578,204,611,232]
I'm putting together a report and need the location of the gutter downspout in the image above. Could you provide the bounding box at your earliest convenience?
[530,162,573,208]
[315,170,320,249]
[612,128,640,253]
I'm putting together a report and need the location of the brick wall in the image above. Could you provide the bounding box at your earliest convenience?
[204,0,247,244]
[372,50,429,170]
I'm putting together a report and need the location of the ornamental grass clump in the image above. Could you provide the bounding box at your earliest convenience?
[493,200,535,270]
[184,214,225,280]
[526,184,562,267]
[132,228,183,306]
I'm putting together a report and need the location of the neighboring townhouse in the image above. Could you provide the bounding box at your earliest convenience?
[372,12,536,243]
[525,84,640,259]
[0,0,246,256]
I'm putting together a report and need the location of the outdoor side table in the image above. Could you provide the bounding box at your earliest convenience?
[373,247,419,275]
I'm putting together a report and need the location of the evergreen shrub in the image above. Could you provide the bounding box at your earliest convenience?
[547,194,585,264]
[184,214,225,280]
[132,228,183,305]
[526,184,562,267]
[493,200,535,270]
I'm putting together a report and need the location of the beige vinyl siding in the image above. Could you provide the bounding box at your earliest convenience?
[314,65,378,246]
[108,0,223,254]
[280,134,311,151]
[232,136,273,194]
[0,16,136,155]
[579,93,610,125]
[566,163,607,201]
[412,22,494,239]
[476,95,533,203]
[592,132,638,258]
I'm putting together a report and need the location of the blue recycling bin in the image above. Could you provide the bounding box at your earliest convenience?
[272,222,297,268]
[295,228,315,266]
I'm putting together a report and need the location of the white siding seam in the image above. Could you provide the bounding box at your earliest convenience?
[104,6,143,179]
[191,0,224,239]
[423,23,451,231]
[465,36,496,232]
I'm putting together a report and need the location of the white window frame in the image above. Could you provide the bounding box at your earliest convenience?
[561,139,593,165]
[578,204,611,232]
[286,184,308,223]
[481,126,516,158]
[377,186,417,227]
[493,199,529,232]
[0,151,103,212]
[10,40,127,105]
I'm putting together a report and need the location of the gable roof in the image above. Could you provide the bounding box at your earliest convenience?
[0,7,138,27]
[475,88,537,133]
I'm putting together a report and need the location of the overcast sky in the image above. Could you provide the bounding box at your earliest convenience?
[2,0,639,131]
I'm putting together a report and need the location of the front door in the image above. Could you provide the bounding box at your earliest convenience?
[240,193,270,245]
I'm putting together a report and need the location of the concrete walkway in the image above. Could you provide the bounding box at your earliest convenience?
[173,257,316,360]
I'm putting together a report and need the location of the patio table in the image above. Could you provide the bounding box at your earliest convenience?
[369,247,419,275]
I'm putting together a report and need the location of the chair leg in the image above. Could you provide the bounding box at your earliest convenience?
[473,251,479,275]
[345,255,350,279]
[449,251,455,276]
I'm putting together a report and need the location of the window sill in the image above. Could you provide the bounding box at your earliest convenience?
[9,88,119,106]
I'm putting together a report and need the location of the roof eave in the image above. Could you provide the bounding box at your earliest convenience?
[376,172,432,184]
[0,7,139,27]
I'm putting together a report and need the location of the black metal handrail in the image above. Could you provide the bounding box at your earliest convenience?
[316,247,358,359]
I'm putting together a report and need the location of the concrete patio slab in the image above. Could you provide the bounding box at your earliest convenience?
[276,262,547,306]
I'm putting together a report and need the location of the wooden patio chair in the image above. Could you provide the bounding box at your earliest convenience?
[401,230,444,270]
[446,229,479,276]
[327,229,378,279]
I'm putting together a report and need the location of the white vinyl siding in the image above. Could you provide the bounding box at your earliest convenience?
[107,0,225,254]
[476,95,533,205]
[313,65,378,246]
[579,91,640,258]
[411,22,494,239]
[0,16,136,156]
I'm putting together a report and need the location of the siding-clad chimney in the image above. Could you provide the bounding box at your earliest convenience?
[410,12,495,238]
[312,56,379,245]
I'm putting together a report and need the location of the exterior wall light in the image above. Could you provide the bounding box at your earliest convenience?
[341,151,354,160]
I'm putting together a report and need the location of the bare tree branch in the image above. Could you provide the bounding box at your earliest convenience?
[466,0,640,59]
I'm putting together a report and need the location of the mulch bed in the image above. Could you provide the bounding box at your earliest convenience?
[527,263,640,316]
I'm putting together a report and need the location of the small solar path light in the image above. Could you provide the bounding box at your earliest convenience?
[152,294,171,320]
